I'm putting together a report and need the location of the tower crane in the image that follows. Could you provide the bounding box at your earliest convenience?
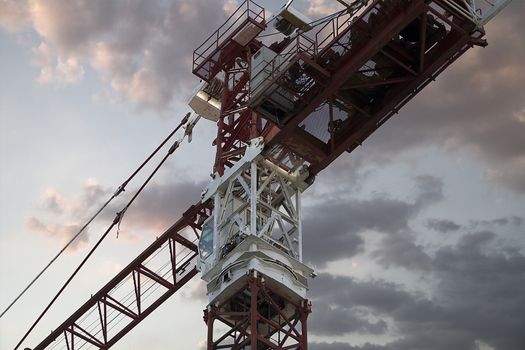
[14,0,511,349]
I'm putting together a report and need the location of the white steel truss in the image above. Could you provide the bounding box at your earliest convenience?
[210,157,306,267]
[442,0,512,27]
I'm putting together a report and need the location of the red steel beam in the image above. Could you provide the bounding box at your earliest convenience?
[267,0,426,146]
[205,273,310,350]
[28,202,211,350]
[311,31,474,173]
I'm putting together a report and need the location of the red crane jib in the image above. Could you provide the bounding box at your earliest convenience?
[29,202,211,350]
[194,0,485,175]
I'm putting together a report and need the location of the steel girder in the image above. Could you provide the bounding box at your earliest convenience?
[257,0,486,174]
[27,202,212,350]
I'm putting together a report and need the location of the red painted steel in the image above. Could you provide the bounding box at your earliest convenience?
[28,202,212,350]
[194,0,488,177]
[193,0,265,82]
[204,272,310,350]
[213,50,260,175]
[192,0,275,175]
[258,0,486,175]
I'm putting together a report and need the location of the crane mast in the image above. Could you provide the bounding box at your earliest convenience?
[22,0,511,349]
[199,138,313,349]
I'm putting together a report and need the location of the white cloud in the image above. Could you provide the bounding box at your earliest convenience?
[24,179,111,253]
[32,43,85,84]
[28,0,115,54]
[223,0,239,14]
[25,216,89,253]
[306,0,344,16]
[6,0,233,108]
[40,188,67,214]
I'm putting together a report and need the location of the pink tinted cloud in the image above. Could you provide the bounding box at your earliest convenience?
[25,216,89,253]
[0,0,30,32]
[40,188,67,214]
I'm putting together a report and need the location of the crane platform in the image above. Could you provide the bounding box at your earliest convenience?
[192,0,265,82]
[255,0,487,174]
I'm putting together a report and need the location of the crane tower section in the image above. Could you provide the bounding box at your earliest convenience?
[198,138,313,349]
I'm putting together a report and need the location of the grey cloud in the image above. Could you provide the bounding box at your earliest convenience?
[115,180,205,232]
[425,215,523,237]
[454,230,496,251]
[311,343,385,350]
[40,189,66,214]
[303,175,442,267]
[413,175,443,207]
[426,218,461,233]
[302,196,410,266]
[470,216,523,229]
[371,232,432,270]
[79,180,110,210]
[310,303,387,336]
[357,1,525,193]
[25,216,89,252]
[308,228,525,350]
[310,274,412,314]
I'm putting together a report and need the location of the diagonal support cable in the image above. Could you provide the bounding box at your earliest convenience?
[0,113,192,321]
[14,113,200,350]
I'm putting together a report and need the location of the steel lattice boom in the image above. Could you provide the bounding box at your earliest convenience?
[30,203,211,350]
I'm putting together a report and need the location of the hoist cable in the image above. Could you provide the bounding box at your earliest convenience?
[14,134,185,350]
[1,112,190,321]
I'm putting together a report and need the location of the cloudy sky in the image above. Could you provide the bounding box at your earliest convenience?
[0,1,524,350]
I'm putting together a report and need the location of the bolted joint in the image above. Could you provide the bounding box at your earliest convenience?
[113,208,127,225]
[113,183,127,197]
[168,141,180,155]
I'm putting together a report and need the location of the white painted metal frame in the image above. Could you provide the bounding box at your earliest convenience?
[198,138,313,302]
[209,157,304,268]
[442,0,512,27]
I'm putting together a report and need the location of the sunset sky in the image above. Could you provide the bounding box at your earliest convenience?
[1,1,524,350]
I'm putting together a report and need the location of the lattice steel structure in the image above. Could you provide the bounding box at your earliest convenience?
[22,0,511,349]
[29,203,212,350]
[204,272,310,350]
[198,136,313,350]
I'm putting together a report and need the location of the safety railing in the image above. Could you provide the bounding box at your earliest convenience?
[193,0,265,74]
[315,0,373,53]
[250,33,316,98]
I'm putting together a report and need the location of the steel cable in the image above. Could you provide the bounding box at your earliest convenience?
[0,113,191,321]
[14,114,192,350]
